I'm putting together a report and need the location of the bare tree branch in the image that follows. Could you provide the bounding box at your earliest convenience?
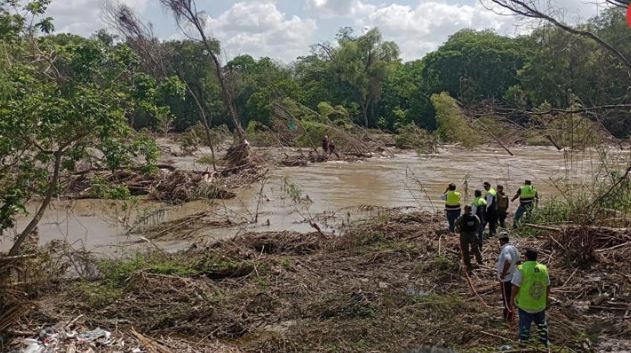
[106,2,219,169]
[485,0,631,72]
[158,0,246,141]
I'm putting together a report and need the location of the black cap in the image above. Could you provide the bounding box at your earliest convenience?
[499,231,509,240]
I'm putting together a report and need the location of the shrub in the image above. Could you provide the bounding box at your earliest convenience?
[89,176,131,200]
[179,127,201,155]
[395,124,438,153]
[431,92,481,148]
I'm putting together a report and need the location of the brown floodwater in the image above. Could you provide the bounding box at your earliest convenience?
[3,145,628,255]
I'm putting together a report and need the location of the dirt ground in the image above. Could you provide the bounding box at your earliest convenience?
[3,208,630,353]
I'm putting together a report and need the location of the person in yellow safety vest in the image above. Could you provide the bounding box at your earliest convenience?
[471,190,487,249]
[511,180,539,228]
[510,248,550,347]
[483,181,498,237]
[441,183,461,233]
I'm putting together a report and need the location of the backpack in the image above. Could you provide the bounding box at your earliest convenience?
[498,194,509,210]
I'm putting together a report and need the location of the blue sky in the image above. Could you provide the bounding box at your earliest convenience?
[46,0,605,62]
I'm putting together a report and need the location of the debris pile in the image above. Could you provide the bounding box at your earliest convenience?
[545,225,631,266]
[5,210,631,352]
[67,165,268,204]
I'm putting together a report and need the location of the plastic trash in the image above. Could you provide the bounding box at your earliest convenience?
[78,328,111,345]
[499,344,513,351]
[21,339,45,353]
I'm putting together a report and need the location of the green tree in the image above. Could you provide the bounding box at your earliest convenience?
[431,92,481,147]
[378,60,435,130]
[330,28,400,127]
[227,55,301,127]
[422,30,528,103]
[0,2,165,254]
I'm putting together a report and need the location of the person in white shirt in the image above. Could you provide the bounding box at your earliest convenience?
[496,231,520,321]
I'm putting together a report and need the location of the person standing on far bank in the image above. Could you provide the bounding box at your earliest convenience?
[441,183,461,233]
[510,248,550,347]
[512,180,539,228]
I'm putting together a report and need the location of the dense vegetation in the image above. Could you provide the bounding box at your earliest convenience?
[1,0,631,254]
[112,8,631,139]
[4,2,631,139]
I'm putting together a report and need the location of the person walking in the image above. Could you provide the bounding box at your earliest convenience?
[510,248,550,347]
[471,189,487,248]
[496,185,510,228]
[441,183,462,233]
[496,231,520,322]
[512,180,539,228]
[455,205,483,273]
[483,182,498,237]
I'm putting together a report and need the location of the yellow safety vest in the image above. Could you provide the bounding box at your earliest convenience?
[515,261,549,313]
[473,197,487,207]
[445,191,461,210]
[520,185,537,204]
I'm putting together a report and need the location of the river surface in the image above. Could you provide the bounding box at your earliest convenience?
[3,145,628,255]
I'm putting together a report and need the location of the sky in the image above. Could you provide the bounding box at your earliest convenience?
[46,0,607,63]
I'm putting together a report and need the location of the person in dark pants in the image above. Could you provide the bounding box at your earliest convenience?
[441,183,462,233]
[322,135,331,154]
[456,205,482,273]
[483,182,498,237]
[496,231,520,322]
[496,185,510,228]
[471,189,487,249]
[510,248,550,347]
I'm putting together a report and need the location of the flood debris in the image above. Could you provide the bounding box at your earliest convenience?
[67,164,266,204]
[3,209,630,352]
[131,211,239,241]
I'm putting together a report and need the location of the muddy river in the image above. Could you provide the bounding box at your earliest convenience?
[3,145,627,255]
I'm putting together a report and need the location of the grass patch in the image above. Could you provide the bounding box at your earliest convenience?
[195,255,255,280]
[74,281,123,308]
[96,253,199,286]
[197,154,216,165]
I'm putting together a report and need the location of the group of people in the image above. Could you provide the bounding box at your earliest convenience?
[442,179,539,250]
[442,180,549,347]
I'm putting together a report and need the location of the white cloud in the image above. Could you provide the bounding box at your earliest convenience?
[206,2,317,62]
[348,1,518,60]
[306,0,355,18]
[305,0,604,61]
[47,0,148,36]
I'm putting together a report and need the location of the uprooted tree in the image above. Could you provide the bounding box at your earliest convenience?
[107,3,224,171]
[158,0,251,166]
[0,1,167,255]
